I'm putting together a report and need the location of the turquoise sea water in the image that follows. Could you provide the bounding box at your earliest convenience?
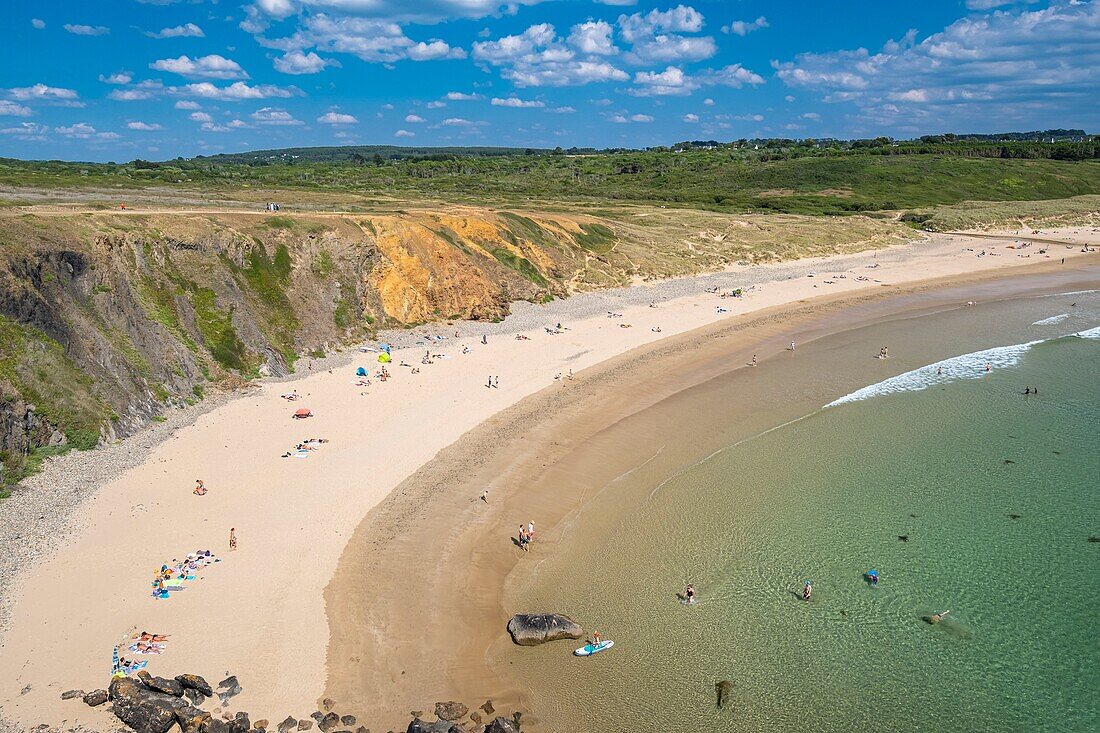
[507,290,1100,732]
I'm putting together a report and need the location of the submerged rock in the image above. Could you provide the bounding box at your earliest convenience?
[715,680,733,709]
[506,613,583,646]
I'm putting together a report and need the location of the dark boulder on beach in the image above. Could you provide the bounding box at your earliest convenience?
[216,676,242,705]
[341,715,357,726]
[138,671,184,697]
[406,718,462,733]
[319,712,341,732]
[203,719,231,733]
[61,689,84,700]
[506,613,583,646]
[484,717,519,733]
[278,717,299,732]
[175,674,214,697]
[83,689,109,707]
[298,720,314,730]
[109,676,179,733]
[434,702,467,721]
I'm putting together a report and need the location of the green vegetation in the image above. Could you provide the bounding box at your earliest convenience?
[312,249,334,277]
[1,137,1097,216]
[235,242,298,369]
[491,248,549,288]
[0,314,110,489]
[186,287,254,373]
[575,223,617,253]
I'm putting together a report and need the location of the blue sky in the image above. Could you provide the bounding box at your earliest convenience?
[2,0,1097,161]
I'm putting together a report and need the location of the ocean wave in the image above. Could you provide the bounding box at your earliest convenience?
[1032,314,1069,326]
[1074,325,1100,339]
[826,340,1041,407]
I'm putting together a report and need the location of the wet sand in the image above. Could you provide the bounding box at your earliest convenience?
[322,257,1100,729]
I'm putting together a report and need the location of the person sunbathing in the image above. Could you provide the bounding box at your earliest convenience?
[193,479,207,496]
[138,632,169,642]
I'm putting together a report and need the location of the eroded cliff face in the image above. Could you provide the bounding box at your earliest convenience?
[0,206,907,488]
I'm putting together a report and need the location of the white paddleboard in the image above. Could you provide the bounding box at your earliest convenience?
[574,640,614,656]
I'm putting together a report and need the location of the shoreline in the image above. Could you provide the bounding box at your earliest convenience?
[322,254,1099,728]
[0,228,1096,732]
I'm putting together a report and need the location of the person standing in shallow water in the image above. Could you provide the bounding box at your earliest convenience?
[803,581,812,601]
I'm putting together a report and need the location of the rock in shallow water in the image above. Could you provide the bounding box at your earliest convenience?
[506,613,583,646]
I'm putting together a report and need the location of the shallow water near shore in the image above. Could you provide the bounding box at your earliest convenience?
[502,288,1100,732]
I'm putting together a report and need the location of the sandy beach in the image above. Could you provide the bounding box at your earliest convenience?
[0,227,1097,732]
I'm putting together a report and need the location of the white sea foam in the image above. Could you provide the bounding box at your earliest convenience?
[1032,314,1070,326]
[826,340,1042,407]
[1074,325,1100,339]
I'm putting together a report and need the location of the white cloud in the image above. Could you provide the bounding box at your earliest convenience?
[1,122,48,140]
[189,112,213,122]
[549,106,576,113]
[151,55,248,80]
[568,20,618,55]
[243,0,547,26]
[445,91,483,100]
[491,97,545,108]
[31,19,46,30]
[228,119,251,128]
[0,101,33,116]
[473,23,629,88]
[99,72,133,85]
[127,121,163,130]
[618,5,705,42]
[801,112,821,120]
[274,50,340,74]
[705,64,765,88]
[318,111,358,124]
[682,113,699,122]
[259,14,466,64]
[200,122,232,132]
[406,40,466,61]
[631,113,653,122]
[56,122,119,140]
[442,117,475,126]
[9,84,82,106]
[109,89,155,101]
[608,111,652,123]
[405,114,426,122]
[630,65,697,96]
[774,2,1100,129]
[965,0,1038,8]
[251,107,304,125]
[64,24,110,36]
[723,16,768,36]
[394,129,415,137]
[178,82,298,100]
[426,100,446,108]
[628,34,716,64]
[703,97,715,106]
[147,23,205,38]
[174,100,201,109]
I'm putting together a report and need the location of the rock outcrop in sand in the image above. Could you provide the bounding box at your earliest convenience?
[506,613,583,646]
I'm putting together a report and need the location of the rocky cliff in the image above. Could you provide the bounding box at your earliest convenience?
[0,205,907,490]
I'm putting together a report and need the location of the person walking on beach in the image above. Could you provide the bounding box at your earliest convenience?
[480,489,489,503]
[518,525,529,551]
[790,341,796,351]
[528,521,535,543]
[482,334,488,345]
[751,355,757,367]
[493,376,500,389]
[486,376,492,389]
[229,528,237,551]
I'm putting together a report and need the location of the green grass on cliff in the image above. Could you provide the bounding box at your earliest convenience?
[490,248,549,288]
[0,315,109,488]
